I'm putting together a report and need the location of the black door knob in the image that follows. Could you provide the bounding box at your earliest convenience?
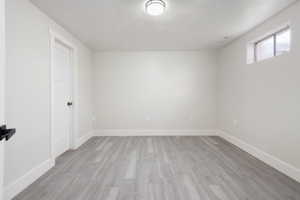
[67,102,73,106]
[0,125,16,141]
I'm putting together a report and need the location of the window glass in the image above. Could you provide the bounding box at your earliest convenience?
[256,36,274,62]
[276,29,291,56]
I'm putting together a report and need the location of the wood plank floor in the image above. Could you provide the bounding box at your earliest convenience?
[15,136,300,200]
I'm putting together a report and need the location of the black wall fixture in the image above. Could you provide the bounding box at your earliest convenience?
[0,125,16,141]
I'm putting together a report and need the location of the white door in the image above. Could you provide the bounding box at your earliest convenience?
[52,40,72,158]
[0,0,5,198]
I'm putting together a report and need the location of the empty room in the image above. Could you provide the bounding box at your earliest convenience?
[1,0,300,199]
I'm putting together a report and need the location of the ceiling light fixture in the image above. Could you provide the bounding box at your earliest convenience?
[145,0,166,16]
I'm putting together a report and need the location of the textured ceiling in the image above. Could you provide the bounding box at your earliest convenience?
[31,0,297,50]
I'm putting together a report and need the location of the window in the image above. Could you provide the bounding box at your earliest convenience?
[255,35,274,61]
[276,28,291,56]
[248,26,291,64]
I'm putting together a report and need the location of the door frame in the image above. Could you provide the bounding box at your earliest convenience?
[0,0,5,198]
[49,29,78,162]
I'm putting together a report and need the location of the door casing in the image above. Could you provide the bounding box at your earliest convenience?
[50,29,78,163]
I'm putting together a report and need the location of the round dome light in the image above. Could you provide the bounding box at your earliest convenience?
[145,0,166,16]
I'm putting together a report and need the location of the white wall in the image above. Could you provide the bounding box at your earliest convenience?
[77,43,94,139]
[5,0,93,194]
[93,51,218,133]
[218,1,300,172]
[0,0,5,198]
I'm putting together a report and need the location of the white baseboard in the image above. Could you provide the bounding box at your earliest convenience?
[94,129,218,137]
[4,132,93,200]
[4,159,55,200]
[218,130,300,183]
[74,131,94,149]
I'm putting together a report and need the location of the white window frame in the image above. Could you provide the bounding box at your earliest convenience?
[254,26,290,62]
[247,23,291,64]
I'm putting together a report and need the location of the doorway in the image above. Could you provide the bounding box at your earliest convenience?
[50,30,76,160]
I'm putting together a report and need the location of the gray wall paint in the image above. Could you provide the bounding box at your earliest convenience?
[5,0,93,186]
[218,1,300,169]
[93,51,218,131]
